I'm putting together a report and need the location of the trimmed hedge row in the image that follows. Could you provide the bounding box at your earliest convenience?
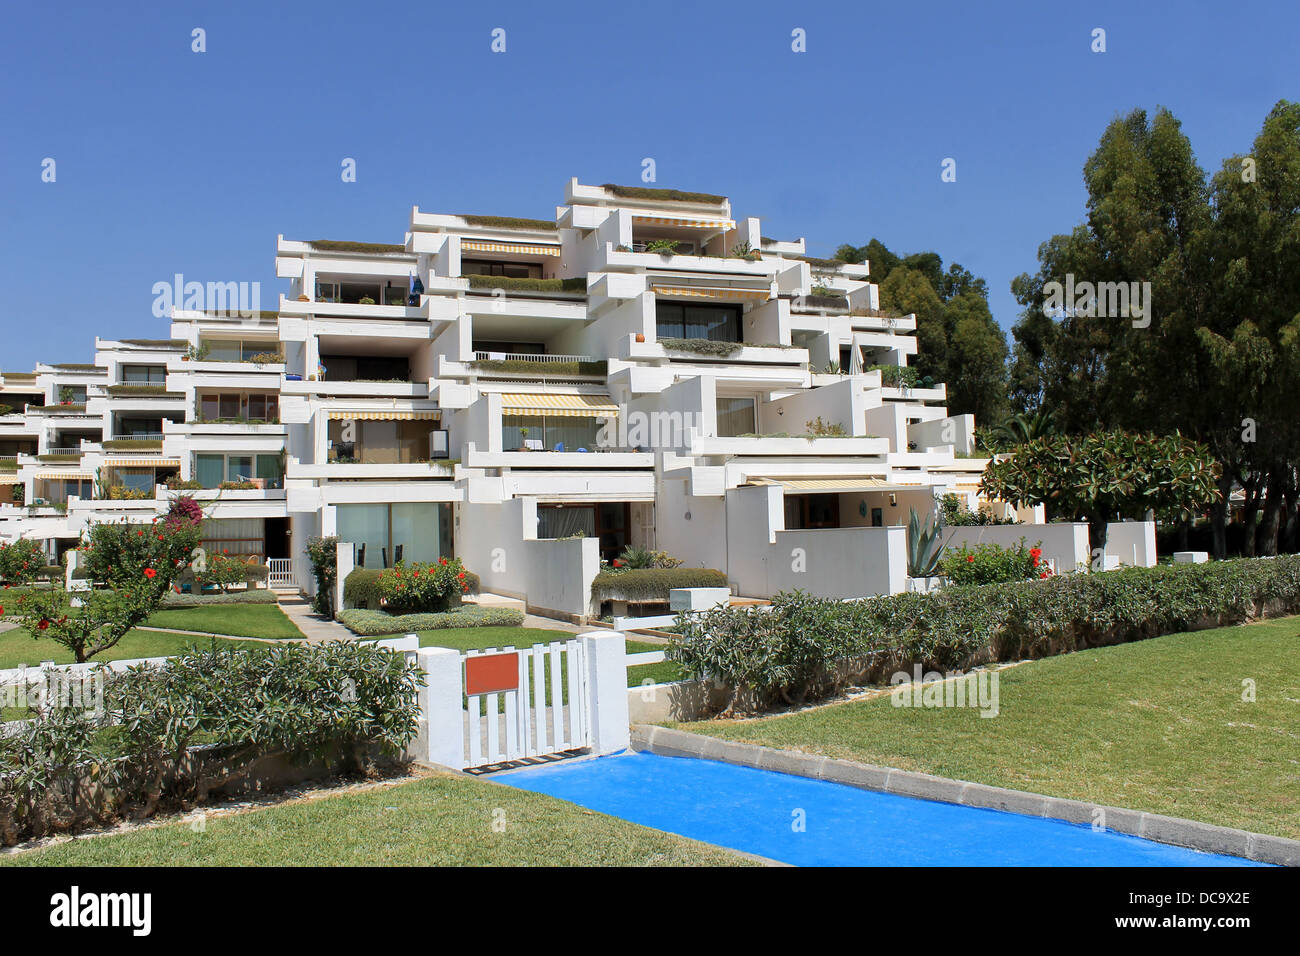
[670,555,1300,714]
[592,567,729,601]
[343,567,482,611]
[338,606,524,636]
[162,589,280,607]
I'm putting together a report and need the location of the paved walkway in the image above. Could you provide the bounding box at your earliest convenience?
[473,592,599,636]
[275,596,359,643]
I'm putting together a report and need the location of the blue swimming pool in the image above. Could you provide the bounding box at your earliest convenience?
[503,750,1266,867]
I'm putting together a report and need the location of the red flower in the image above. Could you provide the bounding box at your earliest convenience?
[137,530,144,537]
[457,571,466,580]
[143,568,157,579]
[1039,571,1048,579]
[966,555,975,563]
[612,559,623,567]
[37,619,49,630]
[0,606,4,616]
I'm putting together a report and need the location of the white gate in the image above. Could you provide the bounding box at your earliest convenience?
[462,641,591,770]
[267,558,293,587]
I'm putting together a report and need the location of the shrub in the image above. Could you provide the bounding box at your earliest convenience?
[938,492,1016,526]
[0,641,421,844]
[179,552,256,592]
[465,274,587,294]
[345,564,480,612]
[940,540,1047,586]
[591,567,728,601]
[0,538,45,585]
[338,606,524,635]
[306,536,338,616]
[610,546,682,571]
[162,589,279,607]
[670,554,1300,714]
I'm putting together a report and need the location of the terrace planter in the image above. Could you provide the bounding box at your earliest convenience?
[906,575,944,594]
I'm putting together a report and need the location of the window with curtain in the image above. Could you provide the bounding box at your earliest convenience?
[501,415,601,451]
[255,454,283,488]
[337,503,453,568]
[122,365,165,384]
[715,397,757,437]
[195,454,224,488]
[655,303,741,342]
[537,505,596,539]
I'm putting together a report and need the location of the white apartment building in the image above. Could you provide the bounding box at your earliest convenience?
[0,179,998,617]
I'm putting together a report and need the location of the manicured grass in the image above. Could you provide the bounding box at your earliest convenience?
[144,603,304,640]
[0,627,266,669]
[0,772,752,867]
[674,616,1300,840]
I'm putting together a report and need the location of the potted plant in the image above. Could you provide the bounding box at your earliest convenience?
[359,296,375,305]
[518,426,530,451]
[635,332,646,343]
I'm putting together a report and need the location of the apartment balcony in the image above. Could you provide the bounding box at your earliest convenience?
[280,377,429,399]
[288,460,456,482]
[171,359,285,389]
[686,434,891,458]
[880,383,947,403]
[277,295,425,322]
[627,338,807,367]
[595,244,776,279]
[463,442,653,470]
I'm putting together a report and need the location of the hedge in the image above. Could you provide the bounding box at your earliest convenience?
[344,567,481,610]
[162,589,280,607]
[670,555,1300,714]
[310,239,406,254]
[0,642,420,844]
[600,184,727,204]
[338,606,524,636]
[592,567,729,601]
[459,214,557,231]
[469,359,606,376]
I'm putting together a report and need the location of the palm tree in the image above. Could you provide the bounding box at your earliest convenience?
[988,409,1057,450]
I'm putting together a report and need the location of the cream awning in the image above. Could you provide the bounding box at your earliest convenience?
[749,476,929,493]
[461,240,561,257]
[35,471,92,480]
[633,215,735,230]
[499,393,619,418]
[650,284,771,302]
[105,458,181,468]
[0,475,21,485]
[327,410,441,421]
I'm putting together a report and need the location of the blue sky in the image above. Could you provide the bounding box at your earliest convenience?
[1,0,1294,369]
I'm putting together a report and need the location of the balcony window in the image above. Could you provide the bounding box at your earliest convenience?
[121,365,166,385]
[198,392,278,422]
[320,355,410,382]
[501,414,602,452]
[327,419,442,463]
[336,502,453,568]
[462,259,541,280]
[655,303,741,342]
[537,502,629,561]
[194,453,282,488]
[715,397,756,438]
[56,385,87,404]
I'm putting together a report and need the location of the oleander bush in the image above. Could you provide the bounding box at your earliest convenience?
[0,641,421,844]
[338,606,524,636]
[344,564,481,613]
[0,538,45,585]
[669,554,1300,714]
[591,566,728,601]
[940,540,1047,586]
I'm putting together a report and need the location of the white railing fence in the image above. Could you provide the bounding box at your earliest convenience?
[267,558,294,587]
[472,351,593,364]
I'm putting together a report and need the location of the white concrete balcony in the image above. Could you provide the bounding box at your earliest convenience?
[880,384,947,402]
[595,244,777,278]
[279,378,428,399]
[277,296,425,321]
[287,460,456,481]
[628,338,807,366]
[171,360,285,389]
[686,434,890,458]
[463,442,653,470]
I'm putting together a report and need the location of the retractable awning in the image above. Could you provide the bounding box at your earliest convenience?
[0,475,21,485]
[499,393,619,418]
[327,410,441,421]
[35,471,92,480]
[633,215,736,230]
[461,240,561,257]
[748,476,930,493]
[104,458,181,468]
[650,284,771,302]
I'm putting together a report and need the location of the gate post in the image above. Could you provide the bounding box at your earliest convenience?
[580,632,630,755]
[415,646,464,769]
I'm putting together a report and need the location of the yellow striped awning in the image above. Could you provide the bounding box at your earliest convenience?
[0,475,21,485]
[633,215,736,230]
[35,471,92,480]
[327,410,441,421]
[499,393,619,418]
[461,240,561,258]
[104,459,181,468]
[651,284,770,302]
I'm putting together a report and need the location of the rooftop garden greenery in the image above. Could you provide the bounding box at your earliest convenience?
[310,239,406,254]
[468,358,606,376]
[101,439,163,450]
[658,338,798,356]
[105,385,183,397]
[465,274,587,294]
[600,184,727,204]
[459,214,557,230]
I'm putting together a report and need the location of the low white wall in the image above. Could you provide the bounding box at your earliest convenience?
[524,536,600,619]
[1105,520,1157,568]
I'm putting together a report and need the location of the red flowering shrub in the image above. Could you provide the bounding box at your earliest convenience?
[0,537,45,586]
[940,539,1049,586]
[375,558,472,615]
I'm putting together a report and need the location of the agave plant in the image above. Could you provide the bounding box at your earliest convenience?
[906,507,946,577]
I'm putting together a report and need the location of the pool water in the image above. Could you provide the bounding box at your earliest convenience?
[503,750,1266,867]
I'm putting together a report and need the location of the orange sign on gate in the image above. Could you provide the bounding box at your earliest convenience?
[465,651,519,695]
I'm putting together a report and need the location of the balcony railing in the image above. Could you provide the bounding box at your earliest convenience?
[43,447,81,456]
[111,432,165,441]
[472,351,593,363]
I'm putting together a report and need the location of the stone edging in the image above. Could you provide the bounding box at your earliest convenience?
[631,725,1299,867]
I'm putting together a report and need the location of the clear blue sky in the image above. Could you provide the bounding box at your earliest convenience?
[1,0,1294,369]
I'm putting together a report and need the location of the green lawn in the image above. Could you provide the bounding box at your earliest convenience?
[673,616,1300,840]
[0,772,752,867]
[0,627,267,669]
[144,603,304,640]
